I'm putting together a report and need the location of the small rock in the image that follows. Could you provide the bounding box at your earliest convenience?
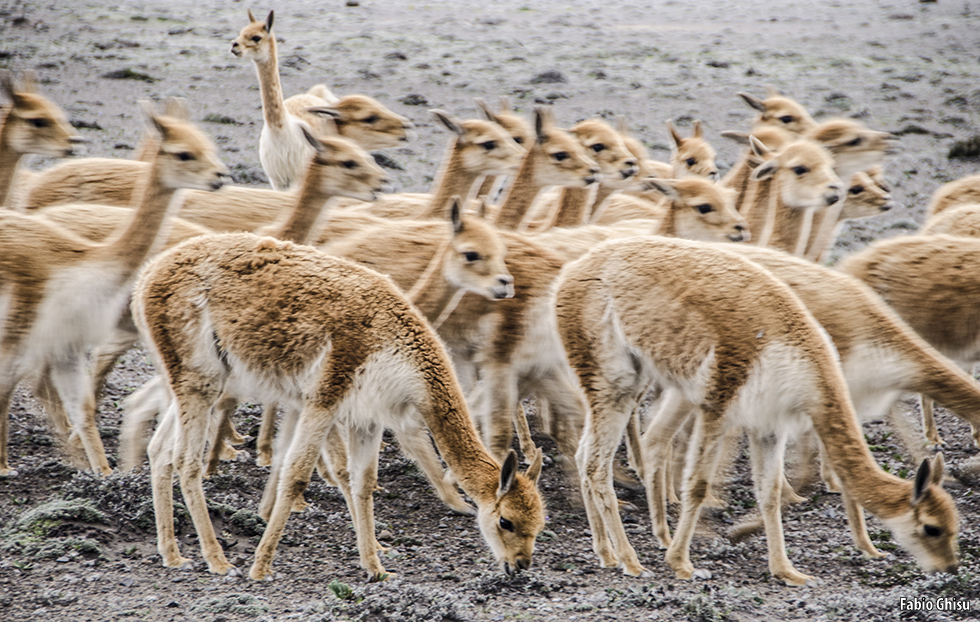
[166,600,180,608]
[400,93,428,106]
[346,0,360,6]
[531,70,566,84]
[56,556,70,563]
[120,576,135,587]
[378,530,393,541]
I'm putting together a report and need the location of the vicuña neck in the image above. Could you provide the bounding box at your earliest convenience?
[96,158,180,272]
[803,201,844,261]
[252,40,287,131]
[275,164,332,244]
[654,203,680,237]
[810,384,911,519]
[724,156,755,212]
[551,186,592,229]
[407,237,466,323]
[494,147,540,230]
[0,116,24,206]
[765,181,816,257]
[419,139,482,220]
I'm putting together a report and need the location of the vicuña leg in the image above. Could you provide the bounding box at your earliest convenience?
[48,353,111,475]
[256,401,278,466]
[258,404,303,520]
[347,422,388,579]
[148,403,187,568]
[841,488,887,559]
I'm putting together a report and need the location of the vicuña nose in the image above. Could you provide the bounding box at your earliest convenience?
[515,557,530,571]
[498,275,513,286]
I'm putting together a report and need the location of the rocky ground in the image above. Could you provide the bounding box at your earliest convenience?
[1,0,980,620]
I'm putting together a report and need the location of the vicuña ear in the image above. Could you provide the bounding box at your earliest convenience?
[913,457,932,505]
[525,447,543,485]
[474,98,497,124]
[748,134,772,159]
[738,91,766,113]
[750,158,779,182]
[307,105,342,119]
[931,453,946,487]
[666,120,683,147]
[692,120,704,139]
[534,107,552,144]
[20,70,38,94]
[247,8,258,22]
[497,450,519,499]
[163,97,190,121]
[0,70,16,103]
[265,10,275,32]
[498,95,512,112]
[720,130,750,146]
[138,100,168,138]
[476,198,489,220]
[765,84,780,98]
[645,178,679,200]
[300,124,325,152]
[431,109,464,137]
[447,196,464,234]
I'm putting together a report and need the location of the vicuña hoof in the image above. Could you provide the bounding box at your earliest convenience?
[776,568,816,587]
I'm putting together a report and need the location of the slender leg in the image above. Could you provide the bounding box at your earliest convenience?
[641,390,699,549]
[664,413,726,580]
[920,394,945,449]
[745,431,814,586]
[514,401,537,462]
[48,352,111,475]
[475,363,519,462]
[395,421,474,515]
[841,489,886,559]
[259,405,302,520]
[34,369,88,469]
[0,372,21,476]
[346,423,389,579]
[817,437,842,493]
[205,393,243,477]
[256,401,278,467]
[534,368,589,486]
[250,403,340,581]
[120,375,168,471]
[148,402,189,569]
[625,409,645,482]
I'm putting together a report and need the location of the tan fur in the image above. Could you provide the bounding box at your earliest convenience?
[133,232,545,579]
[738,87,817,135]
[473,97,534,200]
[922,202,980,237]
[667,120,719,180]
[719,126,794,213]
[926,174,980,220]
[556,237,959,583]
[804,168,895,262]
[0,71,81,206]
[742,137,843,256]
[0,102,227,477]
[803,118,898,183]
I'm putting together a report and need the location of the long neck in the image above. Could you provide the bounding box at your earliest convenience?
[654,202,679,237]
[811,379,912,518]
[589,184,618,221]
[95,159,179,272]
[766,184,815,257]
[900,331,980,429]
[274,163,331,244]
[803,201,844,262]
[475,174,497,199]
[419,139,482,220]
[493,147,540,230]
[0,113,24,207]
[416,349,501,500]
[743,176,774,245]
[723,153,754,212]
[551,186,591,229]
[407,241,466,322]
[253,40,287,130]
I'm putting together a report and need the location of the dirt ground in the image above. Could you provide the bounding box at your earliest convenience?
[2,0,980,620]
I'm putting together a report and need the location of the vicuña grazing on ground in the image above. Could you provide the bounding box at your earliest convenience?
[841,234,980,448]
[0,70,82,206]
[0,100,227,477]
[739,136,843,256]
[230,9,411,190]
[555,237,959,585]
[738,87,816,135]
[133,232,545,579]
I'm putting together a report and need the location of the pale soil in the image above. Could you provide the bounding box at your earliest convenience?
[1,1,979,621]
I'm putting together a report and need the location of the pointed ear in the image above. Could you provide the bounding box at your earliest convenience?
[447,196,463,234]
[766,84,780,98]
[525,447,543,485]
[534,107,547,144]
[738,91,766,113]
[138,100,168,138]
[750,158,779,182]
[692,120,703,139]
[931,453,946,487]
[247,8,258,22]
[644,178,679,200]
[666,120,683,147]
[431,109,464,137]
[307,105,342,119]
[748,135,772,158]
[616,115,629,136]
[20,70,37,94]
[499,95,512,112]
[163,97,190,120]
[913,457,932,505]
[474,98,496,123]
[476,197,489,220]
[300,124,325,152]
[497,450,519,499]
[265,10,275,32]
[720,130,750,146]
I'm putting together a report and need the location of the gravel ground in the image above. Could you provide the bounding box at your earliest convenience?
[1,1,980,620]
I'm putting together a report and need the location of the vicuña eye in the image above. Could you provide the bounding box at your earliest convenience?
[695,204,713,214]
[251,35,262,43]
[481,141,497,151]
[499,517,515,532]
[791,165,809,176]
[847,136,863,147]
[363,115,379,124]
[591,143,606,153]
[685,158,697,167]
[30,118,51,128]
[779,115,794,124]
[924,525,942,538]
[463,251,480,262]
[848,185,865,195]
[512,136,524,145]
[342,160,358,169]
[176,151,195,162]
[552,151,569,162]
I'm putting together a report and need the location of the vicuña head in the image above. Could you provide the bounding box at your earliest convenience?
[749,136,843,210]
[738,87,817,135]
[140,99,227,191]
[230,9,275,62]
[476,96,533,148]
[645,177,748,242]
[532,107,600,187]
[442,197,514,300]
[476,449,545,575]
[840,168,895,219]
[431,109,524,176]
[804,118,899,181]
[568,118,638,188]
[0,70,82,158]
[307,94,415,149]
[667,120,718,180]
[297,126,387,201]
